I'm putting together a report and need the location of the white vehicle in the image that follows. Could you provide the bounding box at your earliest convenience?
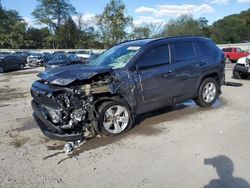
[27,53,43,67]
[75,50,95,63]
[233,55,250,79]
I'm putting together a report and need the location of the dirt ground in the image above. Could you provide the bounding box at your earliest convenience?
[0,64,249,188]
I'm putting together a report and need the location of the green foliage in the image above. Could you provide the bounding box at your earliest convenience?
[32,0,76,32]
[56,18,79,49]
[22,27,51,49]
[0,4,26,48]
[161,15,210,37]
[96,0,133,48]
[211,9,250,43]
[130,26,151,39]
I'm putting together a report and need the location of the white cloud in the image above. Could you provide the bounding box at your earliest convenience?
[23,17,34,27]
[133,16,166,26]
[135,4,214,18]
[237,0,250,3]
[210,0,229,4]
[23,17,47,28]
[72,13,97,26]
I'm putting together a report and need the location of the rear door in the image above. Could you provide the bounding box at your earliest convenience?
[170,41,199,101]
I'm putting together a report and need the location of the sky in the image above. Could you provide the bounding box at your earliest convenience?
[1,0,250,27]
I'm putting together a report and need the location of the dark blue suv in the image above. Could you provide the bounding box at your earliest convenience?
[31,36,225,141]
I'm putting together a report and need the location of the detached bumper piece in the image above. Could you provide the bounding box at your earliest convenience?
[32,100,84,141]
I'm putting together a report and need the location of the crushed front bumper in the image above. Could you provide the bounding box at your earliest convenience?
[32,100,84,141]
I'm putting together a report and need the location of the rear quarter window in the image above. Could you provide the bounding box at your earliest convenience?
[198,41,219,55]
[173,42,196,62]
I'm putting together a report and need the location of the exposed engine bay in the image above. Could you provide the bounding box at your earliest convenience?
[31,72,117,141]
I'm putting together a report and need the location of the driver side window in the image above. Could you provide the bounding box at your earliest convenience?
[136,45,170,69]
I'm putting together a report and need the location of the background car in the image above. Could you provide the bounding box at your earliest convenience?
[0,55,25,73]
[222,47,249,63]
[233,55,250,79]
[45,54,82,70]
[75,50,95,63]
[13,51,32,65]
[27,53,43,67]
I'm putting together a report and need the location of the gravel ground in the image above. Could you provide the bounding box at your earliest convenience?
[0,64,249,188]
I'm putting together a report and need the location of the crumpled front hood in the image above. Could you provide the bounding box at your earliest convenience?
[38,64,112,86]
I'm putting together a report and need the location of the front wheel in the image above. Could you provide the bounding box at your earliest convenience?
[98,101,133,136]
[195,78,219,107]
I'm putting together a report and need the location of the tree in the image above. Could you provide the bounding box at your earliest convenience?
[32,0,77,33]
[96,0,133,48]
[211,9,250,43]
[56,18,79,49]
[161,15,210,37]
[0,2,26,48]
[22,27,51,49]
[130,26,151,39]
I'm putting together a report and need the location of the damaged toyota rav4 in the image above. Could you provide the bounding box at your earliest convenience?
[31,36,225,141]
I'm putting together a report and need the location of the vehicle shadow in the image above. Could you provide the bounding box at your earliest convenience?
[204,155,250,188]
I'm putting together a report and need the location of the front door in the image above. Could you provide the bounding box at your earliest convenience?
[134,45,178,114]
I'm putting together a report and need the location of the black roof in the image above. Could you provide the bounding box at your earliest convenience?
[117,35,210,47]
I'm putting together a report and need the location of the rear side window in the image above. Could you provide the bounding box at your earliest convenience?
[173,42,195,62]
[137,45,169,69]
[236,48,243,52]
[197,41,211,56]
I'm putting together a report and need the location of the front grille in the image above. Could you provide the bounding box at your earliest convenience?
[31,91,61,109]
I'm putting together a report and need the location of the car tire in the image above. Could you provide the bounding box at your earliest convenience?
[233,68,248,79]
[195,77,219,107]
[98,101,133,136]
[0,66,4,73]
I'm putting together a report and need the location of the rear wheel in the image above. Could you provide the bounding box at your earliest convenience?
[233,68,248,79]
[195,78,219,107]
[0,66,4,73]
[98,101,133,136]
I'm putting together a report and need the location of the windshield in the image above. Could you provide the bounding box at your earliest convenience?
[89,44,141,69]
